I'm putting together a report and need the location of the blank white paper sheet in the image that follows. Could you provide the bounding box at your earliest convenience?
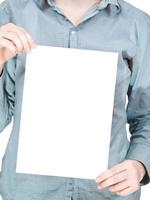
[16,45,118,179]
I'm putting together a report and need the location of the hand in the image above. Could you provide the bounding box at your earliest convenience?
[0,23,36,67]
[95,160,146,197]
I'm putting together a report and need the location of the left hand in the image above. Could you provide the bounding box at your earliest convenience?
[95,160,146,196]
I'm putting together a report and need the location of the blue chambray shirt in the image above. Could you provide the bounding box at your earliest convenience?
[0,0,150,200]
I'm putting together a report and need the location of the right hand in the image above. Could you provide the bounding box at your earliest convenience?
[0,23,37,68]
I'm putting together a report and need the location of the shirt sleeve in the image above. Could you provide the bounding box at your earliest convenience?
[125,12,150,186]
[0,0,15,133]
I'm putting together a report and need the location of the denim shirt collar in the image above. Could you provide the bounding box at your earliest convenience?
[47,0,121,13]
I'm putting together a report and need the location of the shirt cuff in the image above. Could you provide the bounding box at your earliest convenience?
[139,162,150,186]
[124,143,150,186]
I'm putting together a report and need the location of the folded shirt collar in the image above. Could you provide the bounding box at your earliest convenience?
[47,0,121,13]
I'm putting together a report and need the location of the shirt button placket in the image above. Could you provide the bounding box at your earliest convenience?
[69,28,78,48]
[64,178,74,200]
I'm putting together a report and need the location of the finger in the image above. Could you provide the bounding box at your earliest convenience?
[5,24,31,53]
[98,170,127,189]
[116,185,139,197]
[96,163,127,183]
[22,29,36,48]
[15,26,36,49]
[11,29,32,53]
[0,37,17,54]
[3,24,35,52]
[109,180,129,192]
[1,31,24,53]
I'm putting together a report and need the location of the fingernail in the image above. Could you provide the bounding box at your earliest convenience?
[32,42,37,48]
[97,185,102,190]
[97,185,100,189]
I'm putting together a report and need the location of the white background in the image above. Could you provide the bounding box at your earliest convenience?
[0,0,149,199]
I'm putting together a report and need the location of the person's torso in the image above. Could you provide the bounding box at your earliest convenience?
[0,0,144,199]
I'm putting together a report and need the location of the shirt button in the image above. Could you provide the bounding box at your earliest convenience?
[71,30,76,35]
